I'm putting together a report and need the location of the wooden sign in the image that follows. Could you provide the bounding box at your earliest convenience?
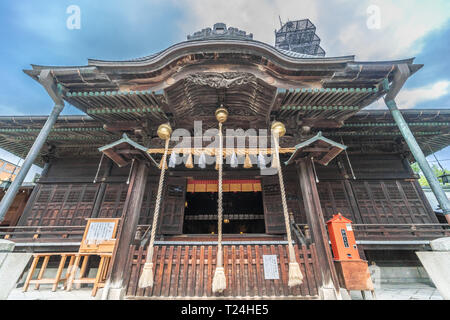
[79,218,120,254]
[85,221,116,243]
[263,255,280,280]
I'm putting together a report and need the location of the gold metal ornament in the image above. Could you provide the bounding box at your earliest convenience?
[271,121,286,137]
[157,123,172,140]
[215,107,228,123]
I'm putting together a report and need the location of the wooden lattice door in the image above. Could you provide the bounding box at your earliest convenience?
[158,177,186,235]
[262,176,285,234]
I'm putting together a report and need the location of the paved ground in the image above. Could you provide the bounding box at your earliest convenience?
[8,285,100,300]
[7,283,443,300]
[347,283,443,300]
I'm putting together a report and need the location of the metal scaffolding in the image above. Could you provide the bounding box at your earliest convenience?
[275,19,326,57]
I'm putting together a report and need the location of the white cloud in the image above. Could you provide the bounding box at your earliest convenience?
[172,0,450,60]
[397,80,450,109]
[11,1,450,60]
[365,80,450,109]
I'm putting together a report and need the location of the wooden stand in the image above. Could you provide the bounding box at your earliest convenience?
[23,253,77,292]
[23,218,119,297]
[66,253,112,296]
[334,260,376,299]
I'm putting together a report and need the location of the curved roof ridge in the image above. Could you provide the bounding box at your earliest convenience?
[86,38,355,66]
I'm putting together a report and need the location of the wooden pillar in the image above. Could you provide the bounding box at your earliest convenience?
[296,158,341,299]
[91,158,113,219]
[106,159,149,299]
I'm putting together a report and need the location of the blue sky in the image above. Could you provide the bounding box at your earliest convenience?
[0,0,449,171]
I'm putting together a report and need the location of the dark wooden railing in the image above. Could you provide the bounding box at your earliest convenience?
[351,223,450,241]
[3,222,449,246]
[0,225,85,244]
[124,244,322,299]
[293,223,450,242]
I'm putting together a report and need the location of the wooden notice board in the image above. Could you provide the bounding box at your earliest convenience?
[79,218,120,254]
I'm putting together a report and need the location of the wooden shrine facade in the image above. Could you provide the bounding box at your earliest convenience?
[3,143,448,299]
[4,147,447,246]
[1,23,450,298]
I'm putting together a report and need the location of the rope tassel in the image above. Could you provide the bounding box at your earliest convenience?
[138,262,154,289]
[139,137,170,289]
[288,261,304,287]
[212,112,227,294]
[272,125,303,288]
[212,266,226,293]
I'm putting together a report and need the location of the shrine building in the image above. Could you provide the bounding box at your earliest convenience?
[0,20,449,300]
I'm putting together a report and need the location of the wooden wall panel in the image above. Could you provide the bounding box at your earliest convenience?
[45,158,102,182]
[343,154,412,180]
[138,183,158,225]
[97,183,128,218]
[350,180,436,224]
[315,158,342,180]
[40,157,132,184]
[18,179,160,229]
[285,178,306,224]
[21,184,99,226]
[317,181,355,222]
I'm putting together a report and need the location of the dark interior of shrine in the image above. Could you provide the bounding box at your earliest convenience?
[183,192,265,234]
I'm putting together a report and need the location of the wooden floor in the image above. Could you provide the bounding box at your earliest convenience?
[124,244,322,299]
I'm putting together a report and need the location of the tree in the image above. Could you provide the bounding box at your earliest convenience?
[411,163,450,187]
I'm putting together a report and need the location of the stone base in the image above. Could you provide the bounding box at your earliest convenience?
[430,237,450,252]
[0,250,32,299]
[106,287,126,300]
[319,287,342,300]
[0,240,15,253]
[318,278,342,300]
[416,251,450,300]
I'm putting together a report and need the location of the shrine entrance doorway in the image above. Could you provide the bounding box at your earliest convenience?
[183,179,265,234]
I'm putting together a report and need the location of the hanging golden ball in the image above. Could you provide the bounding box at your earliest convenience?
[157,123,172,140]
[215,107,228,123]
[271,121,286,137]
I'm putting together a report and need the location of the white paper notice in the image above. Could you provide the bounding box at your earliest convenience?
[263,255,280,280]
[85,222,115,243]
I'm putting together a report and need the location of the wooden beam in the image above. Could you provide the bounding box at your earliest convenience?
[296,158,341,299]
[104,122,143,132]
[303,147,331,153]
[103,149,128,167]
[106,160,149,298]
[116,149,142,155]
